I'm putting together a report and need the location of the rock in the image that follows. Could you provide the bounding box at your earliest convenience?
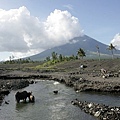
[12,80,29,90]
[71,99,120,120]
[0,90,10,95]
[53,90,58,94]
[5,101,9,104]
[29,80,34,84]
[94,111,101,117]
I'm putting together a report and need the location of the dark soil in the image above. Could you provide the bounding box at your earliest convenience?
[0,59,120,119]
[0,59,120,103]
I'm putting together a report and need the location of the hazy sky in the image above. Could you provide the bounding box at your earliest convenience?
[0,0,120,61]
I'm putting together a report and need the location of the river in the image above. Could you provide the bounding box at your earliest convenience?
[0,80,120,120]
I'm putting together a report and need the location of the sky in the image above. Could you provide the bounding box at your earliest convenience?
[0,0,120,61]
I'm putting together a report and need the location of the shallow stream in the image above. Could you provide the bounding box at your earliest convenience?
[0,80,120,120]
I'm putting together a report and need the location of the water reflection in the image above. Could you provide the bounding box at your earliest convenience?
[49,101,68,120]
[16,102,30,111]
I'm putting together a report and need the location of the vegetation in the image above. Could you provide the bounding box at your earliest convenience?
[77,48,86,59]
[96,45,101,61]
[107,43,116,59]
[43,52,78,67]
[37,49,85,68]
[1,43,119,71]
[3,57,34,64]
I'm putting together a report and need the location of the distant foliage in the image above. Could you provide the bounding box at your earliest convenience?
[107,43,116,59]
[52,52,58,61]
[46,56,50,61]
[77,48,86,59]
[3,58,34,64]
[44,52,78,67]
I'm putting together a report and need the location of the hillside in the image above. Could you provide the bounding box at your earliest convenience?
[53,59,120,72]
[29,35,120,61]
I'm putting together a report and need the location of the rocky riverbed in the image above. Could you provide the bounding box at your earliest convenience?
[0,79,30,105]
[0,59,120,119]
[0,70,120,104]
[71,99,120,120]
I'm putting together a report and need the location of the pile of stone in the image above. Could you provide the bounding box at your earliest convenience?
[0,79,30,105]
[71,99,120,120]
[51,75,120,93]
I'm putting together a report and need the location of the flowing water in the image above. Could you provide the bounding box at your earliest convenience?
[0,80,120,120]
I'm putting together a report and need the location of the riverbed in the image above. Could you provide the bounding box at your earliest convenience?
[0,80,120,120]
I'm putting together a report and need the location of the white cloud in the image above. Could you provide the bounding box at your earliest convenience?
[0,6,83,60]
[45,9,83,46]
[111,33,120,50]
[63,4,73,10]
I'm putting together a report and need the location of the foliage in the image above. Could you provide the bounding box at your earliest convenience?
[43,51,79,68]
[59,54,63,62]
[52,52,58,60]
[107,43,116,59]
[77,48,86,59]
[3,58,34,64]
[46,56,50,61]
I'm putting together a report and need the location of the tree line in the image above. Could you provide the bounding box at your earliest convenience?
[3,57,34,64]
[45,43,117,64]
[44,48,86,67]
[2,43,117,64]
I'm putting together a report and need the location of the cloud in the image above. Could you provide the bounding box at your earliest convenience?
[0,6,83,59]
[63,4,73,10]
[111,33,120,50]
[45,9,83,46]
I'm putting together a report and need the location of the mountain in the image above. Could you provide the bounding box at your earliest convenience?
[29,35,120,60]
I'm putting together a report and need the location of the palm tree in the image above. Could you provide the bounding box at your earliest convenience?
[77,48,86,59]
[107,43,116,59]
[52,52,58,60]
[59,54,63,62]
[96,45,100,61]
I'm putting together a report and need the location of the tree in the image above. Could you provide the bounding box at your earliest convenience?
[96,45,101,61]
[77,48,86,59]
[46,56,50,61]
[59,54,63,62]
[107,43,116,59]
[52,52,58,60]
